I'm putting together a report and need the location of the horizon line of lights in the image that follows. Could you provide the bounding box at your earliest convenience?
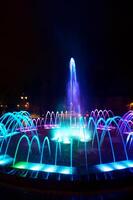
[13,162,75,175]
[1,155,133,175]
[95,160,133,172]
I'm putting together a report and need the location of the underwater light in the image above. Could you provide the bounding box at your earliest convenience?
[44,166,57,173]
[0,154,13,166]
[13,162,29,169]
[95,160,133,172]
[13,162,76,175]
[112,163,126,170]
[96,164,114,172]
[60,167,72,175]
[52,126,92,143]
[30,164,43,171]
[125,160,133,168]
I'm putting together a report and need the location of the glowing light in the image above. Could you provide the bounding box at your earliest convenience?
[124,131,133,135]
[13,162,75,175]
[44,166,56,173]
[112,163,126,170]
[125,160,133,168]
[0,155,13,166]
[60,167,72,174]
[68,58,81,114]
[51,126,92,143]
[0,160,6,165]
[96,164,113,172]
[128,102,133,110]
[97,125,115,131]
[30,164,42,171]
[13,162,28,169]
[1,131,20,138]
[20,128,37,133]
[24,102,29,109]
[96,160,133,172]
[63,138,71,144]
[1,58,133,182]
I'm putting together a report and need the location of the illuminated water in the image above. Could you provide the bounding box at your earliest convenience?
[67,58,80,114]
[0,58,133,181]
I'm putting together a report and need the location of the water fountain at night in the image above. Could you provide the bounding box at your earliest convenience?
[0,58,133,181]
[67,57,80,114]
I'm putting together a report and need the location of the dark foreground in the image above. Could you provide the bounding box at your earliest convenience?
[0,171,133,200]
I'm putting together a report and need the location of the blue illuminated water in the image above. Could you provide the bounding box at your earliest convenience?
[0,58,133,182]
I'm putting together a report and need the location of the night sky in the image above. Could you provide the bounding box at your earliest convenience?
[0,1,132,109]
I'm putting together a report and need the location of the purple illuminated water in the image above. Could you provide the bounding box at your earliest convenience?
[67,58,80,114]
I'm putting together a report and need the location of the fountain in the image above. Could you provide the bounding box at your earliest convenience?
[67,57,81,114]
[0,58,133,182]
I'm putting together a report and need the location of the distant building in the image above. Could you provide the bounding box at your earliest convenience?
[127,102,133,110]
[0,103,8,114]
[17,94,30,111]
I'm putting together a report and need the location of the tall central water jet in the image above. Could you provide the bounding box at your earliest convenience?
[67,58,81,114]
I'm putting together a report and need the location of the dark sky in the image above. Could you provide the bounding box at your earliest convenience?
[0,1,132,108]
